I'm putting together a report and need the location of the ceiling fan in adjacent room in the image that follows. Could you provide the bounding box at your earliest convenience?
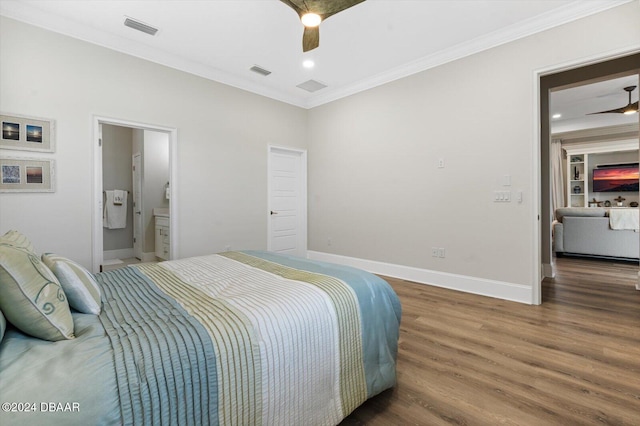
[588,85,639,115]
[280,0,366,52]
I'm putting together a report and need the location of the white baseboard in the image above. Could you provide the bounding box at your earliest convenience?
[141,251,158,262]
[307,250,533,304]
[103,249,156,262]
[103,248,134,260]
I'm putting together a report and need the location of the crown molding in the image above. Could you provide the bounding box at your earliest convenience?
[0,0,307,108]
[1,0,634,110]
[305,0,635,108]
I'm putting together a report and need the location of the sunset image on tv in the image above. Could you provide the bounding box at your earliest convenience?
[592,166,639,192]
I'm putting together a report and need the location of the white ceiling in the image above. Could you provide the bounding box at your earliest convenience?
[0,0,634,109]
[550,75,640,134]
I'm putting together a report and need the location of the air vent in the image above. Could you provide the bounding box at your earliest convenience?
[249,65,272,76]
[124,16,159,36]
[296,79,327,93]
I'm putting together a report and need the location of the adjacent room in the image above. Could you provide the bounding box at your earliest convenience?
[1,1,639,425]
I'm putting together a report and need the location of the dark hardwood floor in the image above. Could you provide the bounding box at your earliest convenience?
[341,256,640,425]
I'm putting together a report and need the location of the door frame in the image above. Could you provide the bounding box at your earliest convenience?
[92,116,178,273]
[534,47,640,304]
[132,153,143,260]
[267,145,308,257]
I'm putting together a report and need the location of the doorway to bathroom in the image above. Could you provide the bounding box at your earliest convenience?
[92,116,177,273]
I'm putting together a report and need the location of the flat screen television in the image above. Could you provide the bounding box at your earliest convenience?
[592,164,639,192]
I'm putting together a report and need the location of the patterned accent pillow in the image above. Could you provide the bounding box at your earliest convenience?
[0,230,36,253]
[0,245,74,341]
[42,253,102,315]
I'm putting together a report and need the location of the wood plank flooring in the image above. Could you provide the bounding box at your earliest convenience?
[341,257,640,425]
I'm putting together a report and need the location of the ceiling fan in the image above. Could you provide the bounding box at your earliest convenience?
[588,85,639,115]
[280,0,366,52]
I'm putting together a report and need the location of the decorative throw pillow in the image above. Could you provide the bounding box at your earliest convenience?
[42,253,102,315]
[0,230,36,253]
[0,245,74,341]
[0,309,5,344]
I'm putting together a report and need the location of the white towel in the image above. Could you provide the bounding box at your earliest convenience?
[609,208,639,231]
[113,189,126,205]
[103,190,127,229]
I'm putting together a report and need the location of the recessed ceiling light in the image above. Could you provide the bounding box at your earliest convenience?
[552,113,562,119]
[302,60,315,69]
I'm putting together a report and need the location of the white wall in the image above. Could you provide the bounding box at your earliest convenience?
[307,2,640,301]
[1,3,639,303]
[142,129,169,254]
[0,16,307,267]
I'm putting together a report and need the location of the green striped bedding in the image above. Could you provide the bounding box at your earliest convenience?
[0,251,401,426]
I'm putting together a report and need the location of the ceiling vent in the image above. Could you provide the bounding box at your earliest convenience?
[296,79,328,93]
[124,16,159,36]
[249,65,272,76]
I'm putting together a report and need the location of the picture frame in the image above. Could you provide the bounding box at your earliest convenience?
[0,156,55,192]
[1,113,55,153]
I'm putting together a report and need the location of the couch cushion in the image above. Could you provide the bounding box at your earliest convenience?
[555,207,606,223]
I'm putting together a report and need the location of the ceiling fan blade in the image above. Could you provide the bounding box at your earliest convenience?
[318,0,367,19]
[280,0,366,52]
[280,0,304,15]
[282,0,366,18]
[587,107,626,115]
[587,101,639,115]
[302,26,319,52]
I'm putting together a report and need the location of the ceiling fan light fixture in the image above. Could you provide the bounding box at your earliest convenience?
[301,13,322,27]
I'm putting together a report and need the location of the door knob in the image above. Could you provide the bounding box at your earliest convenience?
[270,211,278,215]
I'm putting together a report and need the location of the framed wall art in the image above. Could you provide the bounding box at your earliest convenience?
[1,113,55,153]
[0,157,55,192]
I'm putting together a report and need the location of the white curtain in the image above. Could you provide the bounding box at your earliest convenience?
[551,139,565,219]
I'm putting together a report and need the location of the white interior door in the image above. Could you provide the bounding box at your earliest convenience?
[268,147,307,257]
[132,153,143,260]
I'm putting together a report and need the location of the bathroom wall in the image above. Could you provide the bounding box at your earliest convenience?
[102,124,133,254]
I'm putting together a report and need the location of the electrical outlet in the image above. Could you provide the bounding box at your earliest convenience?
[432,247,439,257]
[438,158,445,168]
[438,248,446,258]
[327,237,332,246]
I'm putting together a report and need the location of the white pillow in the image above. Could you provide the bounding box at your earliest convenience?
[42,253,102,315]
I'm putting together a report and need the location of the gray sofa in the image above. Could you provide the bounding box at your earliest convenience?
[553,207,639,260]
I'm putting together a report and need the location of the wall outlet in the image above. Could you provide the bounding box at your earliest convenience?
[438,158,445,168]
[327,237,332,246]
[432,247,445,258]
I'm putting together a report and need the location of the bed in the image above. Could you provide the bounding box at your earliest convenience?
[0,240,401,426]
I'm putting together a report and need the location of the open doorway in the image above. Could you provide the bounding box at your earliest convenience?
[539,52,640,302]
[92,117,177,273]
